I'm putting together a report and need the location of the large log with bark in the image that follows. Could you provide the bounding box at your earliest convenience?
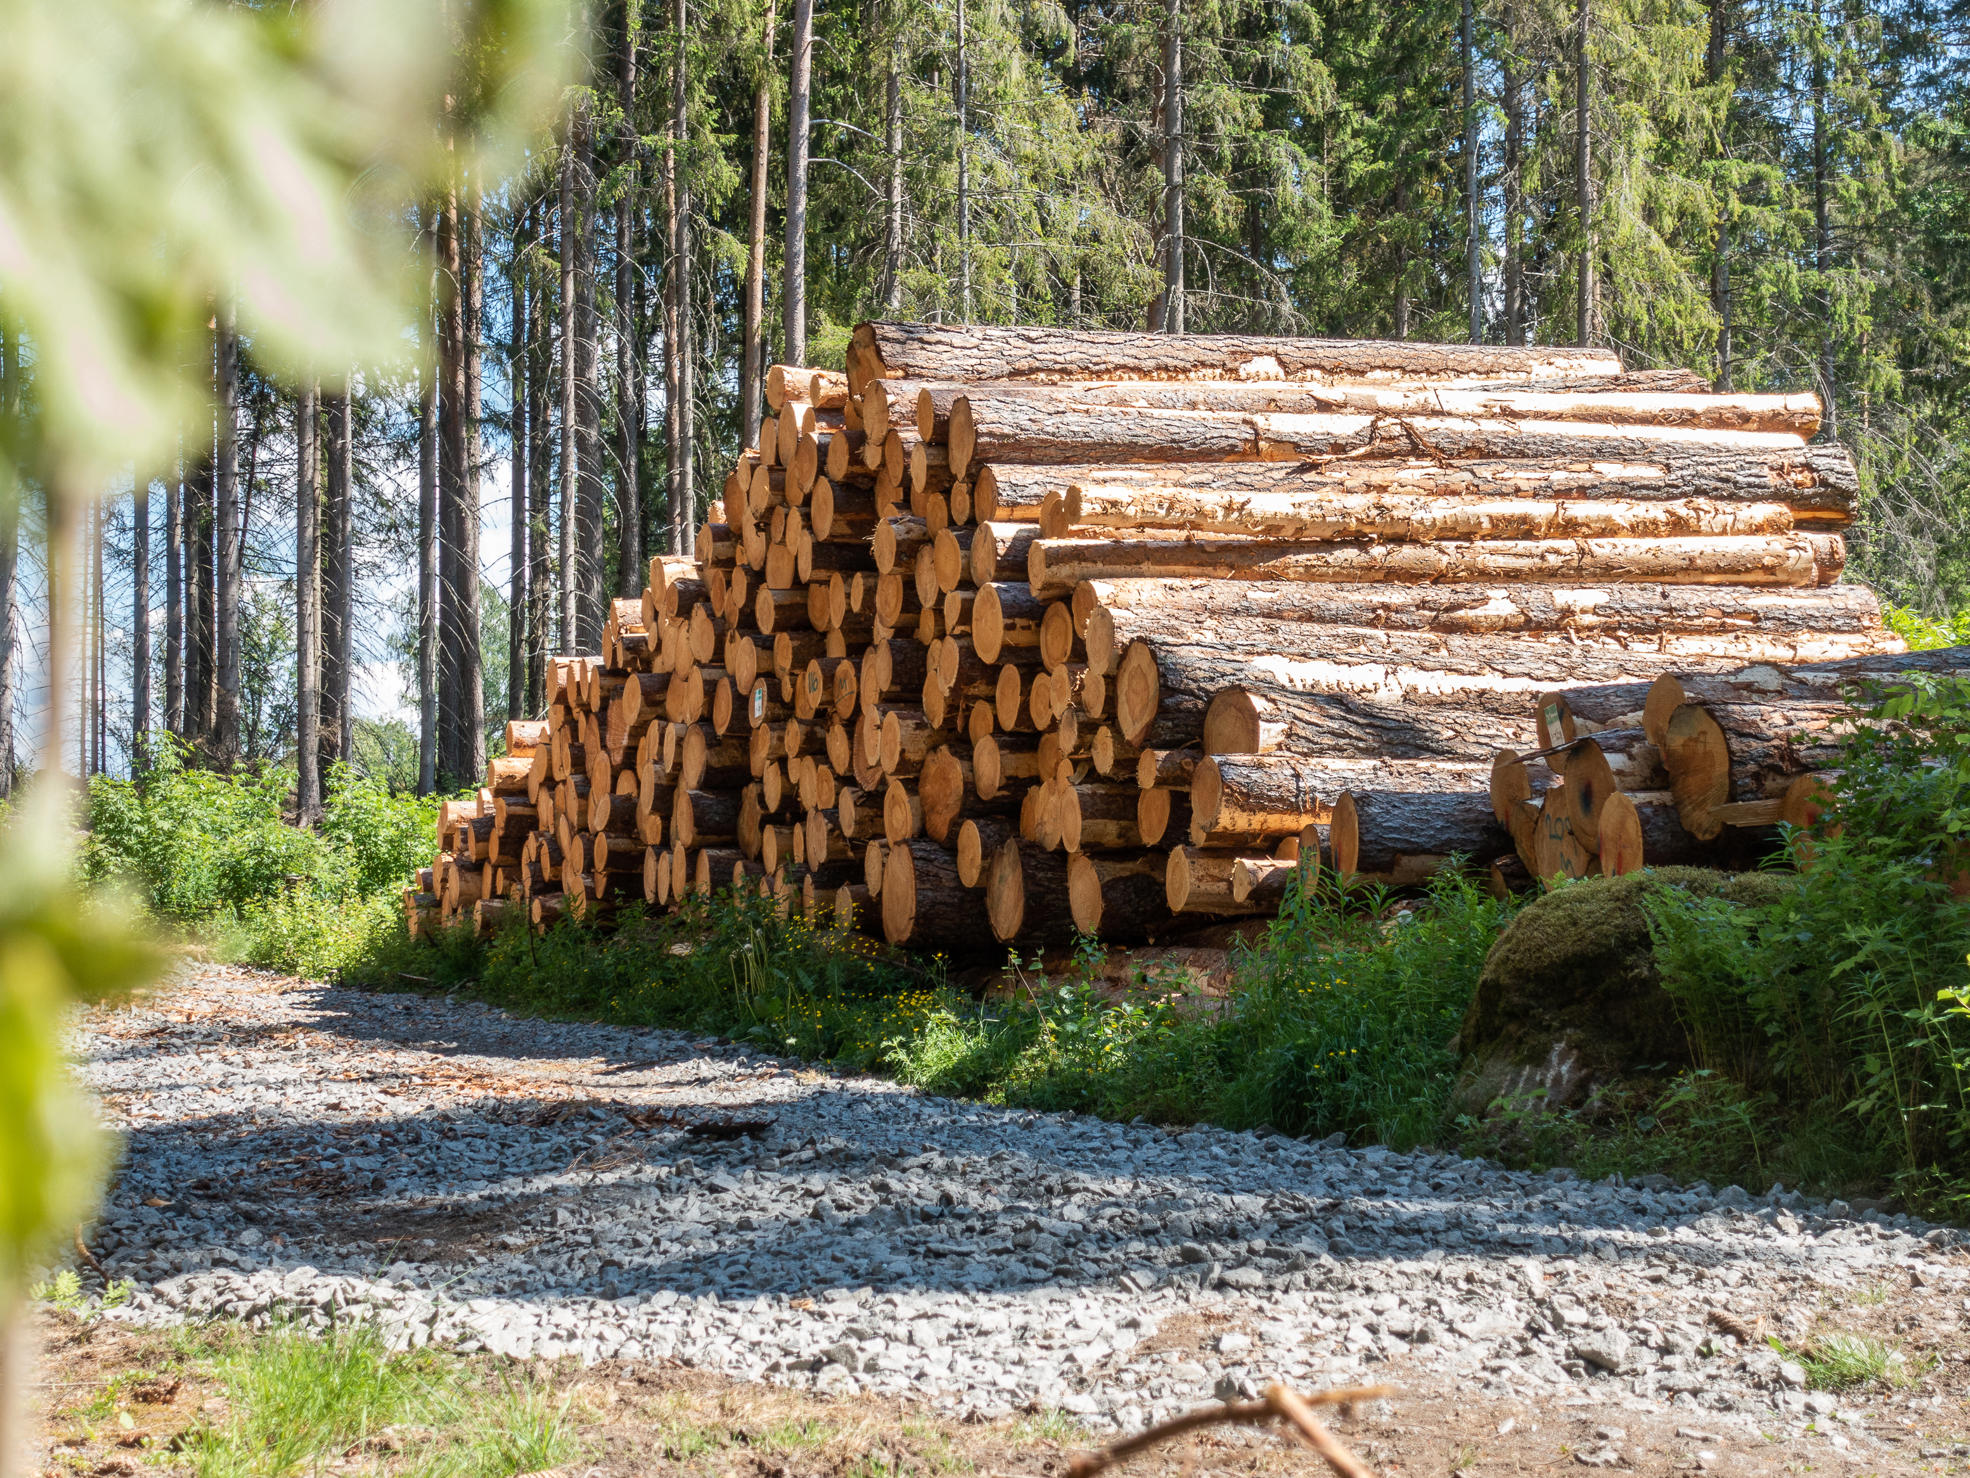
[1329,790,1512,882]
[985,839,1078,946]
[1065,853,1171,940]
[989,447,1861,523]
[1080,579,1889,661]
[1030,532,1844,598]
[849,323,1622,397]
[1189,755,1492,846]
[881,839,984,952]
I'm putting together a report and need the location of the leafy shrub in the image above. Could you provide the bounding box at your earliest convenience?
[1642,671,1970,1208]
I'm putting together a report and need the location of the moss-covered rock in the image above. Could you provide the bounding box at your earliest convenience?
[1452,868,1795,1118]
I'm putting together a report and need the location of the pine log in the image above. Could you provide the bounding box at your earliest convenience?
[1136,786,1193,847]
[1046,487,1797,542]
[1531,648,1970,745]
[1189,755,1492,847]
[1329,790,1510,881]
[1065,853,1171,940]
[1082,581,1888,670]
[973,733,1041,799]
[1164,848,1272,916]
[1231,855,1313,908]
[1030,533,1843,599]
[957,817,1018,888]
[849,322,1621,397]
[881,839,982,951]
[990,445,1860,524]
[970,521,1044,587]
[671,789,742,848]
[1055,783,1145,853]
[918,745,973,844]
[972,582,1051,663]
[986,838,1078,946]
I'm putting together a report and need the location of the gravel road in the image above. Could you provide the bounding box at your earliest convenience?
[73,965,1970,1468]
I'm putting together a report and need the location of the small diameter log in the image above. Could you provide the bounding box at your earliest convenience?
[972,582,1050,663]
[1231,854,1313,908]
[883,778,925,843]
[985,838,1078,946]
[1056,782,1144,853]
[970,521,1044,587]
[1189,755,1491,848]
[957,817,1018,888]
[1030,533,1841,599]
[919,746,972,844]
[1165,848,1272,916]
[671,789,742,848]
[1329,790,1511,883]
[881,839,982,951]
[1661,703,1734,840]
[1136,787,1194,848]
[1066,853,1171,941]
[1593,792,1771,876]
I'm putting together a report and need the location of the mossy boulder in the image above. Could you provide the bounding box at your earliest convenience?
[1453,868,1795,1118]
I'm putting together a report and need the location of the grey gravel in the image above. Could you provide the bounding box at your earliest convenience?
[68,965,1970,1449]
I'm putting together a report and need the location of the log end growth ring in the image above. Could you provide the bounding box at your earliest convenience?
[1115,641,1163,746]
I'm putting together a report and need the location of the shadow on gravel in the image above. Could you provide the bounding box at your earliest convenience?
[99,980,1752,1310]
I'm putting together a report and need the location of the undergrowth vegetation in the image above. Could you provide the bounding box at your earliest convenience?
[80,743,437,977]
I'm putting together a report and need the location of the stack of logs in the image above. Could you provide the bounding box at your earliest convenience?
[405,322,1959,955]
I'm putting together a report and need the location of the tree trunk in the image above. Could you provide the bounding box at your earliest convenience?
[619,5,644,585]
[1575,0,1594,346]
[784,0,814,364]
[742,0,775,446]
[321,387,352,781]
[1081,579,1888,670]
[1065,853,1169,941]
[438,186,468,785]
[992,444,1859,522]
[559,107,580,653]
[1160,0,1183,333]
[463,184,486,765]
[1190,754,1492,846]
[1708,0,1731,387]
[952,395,1818,477]
[1503,34,1524,346]
[1033,532,1842,598]
[528,234,553,714]
[163,451,182,740]
[1330,789,1511,880]
[418,340,439,794]
[986,837,1077,946]
[882,837,985,951]
[574,109,604,651]
[882,17,904,313]
[848,322,1621,394]
[1462,0,1480,343]
[955,0,970,318]
[189,368,217,747]
[297,378,322,822]
[510,205,531,723]
[0,325,15,792]
[132,474,151,763]
[1811,3,1833,432]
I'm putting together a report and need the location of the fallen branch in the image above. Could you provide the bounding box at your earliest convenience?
[1067,1383,1391,1478]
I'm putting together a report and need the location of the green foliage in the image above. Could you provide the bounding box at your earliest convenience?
[83,749,440,978]
[0,791,158,1319]
[1883,603,1970,651]
[365,867,1518,1152]
[31,1268,135,1316]
[183,1323,575,1478]
[1777,1332,1922,1392]
[1641,672,1970,1209]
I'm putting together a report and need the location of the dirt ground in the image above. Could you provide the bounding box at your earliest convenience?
[29,1310,1969,1478]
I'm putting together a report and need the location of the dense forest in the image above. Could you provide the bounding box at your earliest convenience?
[1,0,1965,795]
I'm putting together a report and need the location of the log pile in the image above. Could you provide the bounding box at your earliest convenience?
[406,322,1952,953]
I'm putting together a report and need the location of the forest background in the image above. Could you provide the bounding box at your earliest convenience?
[0,0,1966,798]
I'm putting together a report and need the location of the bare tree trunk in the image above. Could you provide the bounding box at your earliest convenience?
[1161,0,1183,333]
[664,67,682,559]
[510,206,531,721]
[1393,180,1410,339]
[0,324,18,794]
[1503,30,1523,345]
[742,0,775,444]
[558,115,579,653]
[418,340,438,793]
[574,115,604,650]
[619,7,646,583]
[320,386,351,785]
[1462,0,1481,343]
[438,190,465,784]
[94,498,105,774]
[785,0,813,358]
[296,379,322,821]
[1575,0,1594,347]
[213,304,241,767]
[463,189,486,773]
[132,475,150,767]
[189,419,216,749]
[882,19,903,313]
[80,498,93,776]
[953,0,968,321]
[164,451,182,741]
[1811,2,1833,432]
[527,234,552,711]
[1709,0,1731,387]
[672,0,695,557]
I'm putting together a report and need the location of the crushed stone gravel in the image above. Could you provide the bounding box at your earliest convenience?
[71,965,1970,1461]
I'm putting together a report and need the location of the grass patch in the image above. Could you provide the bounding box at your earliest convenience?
[182,1323,575,1478]
[1778,1332,1924,1392]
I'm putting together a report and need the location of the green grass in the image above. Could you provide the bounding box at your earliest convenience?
[182,1324,575,1478]
[1776,1332,1922,1393]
